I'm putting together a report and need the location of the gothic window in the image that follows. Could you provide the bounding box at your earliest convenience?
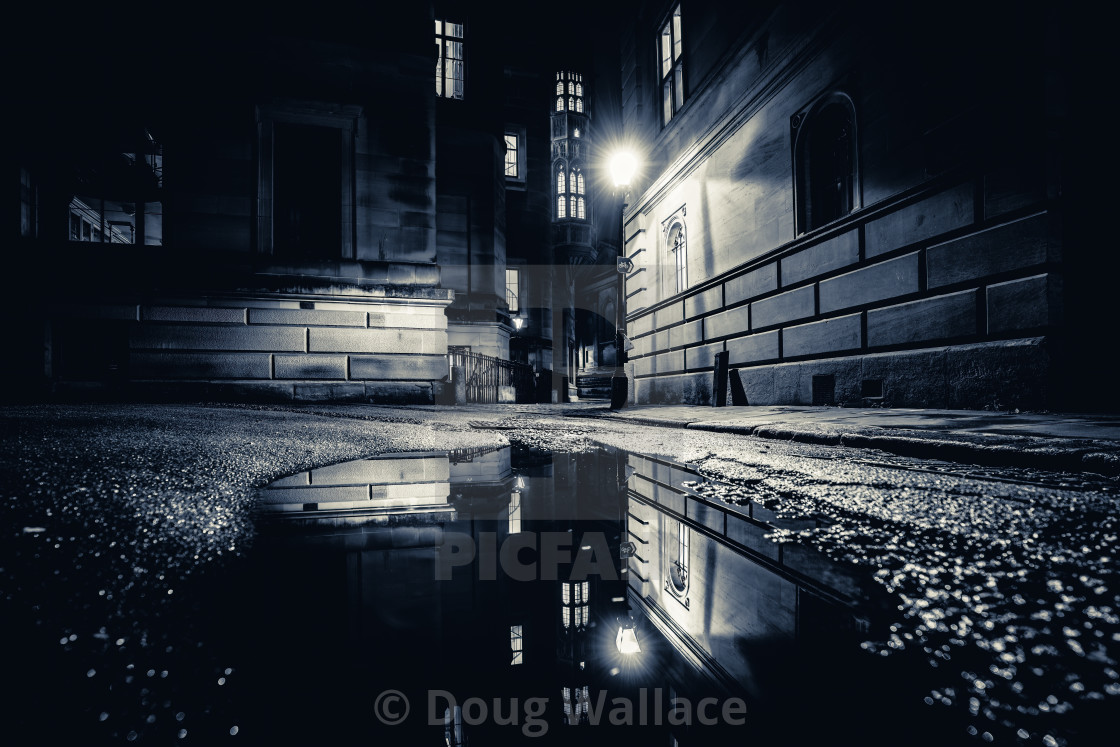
[794,93,858,233]
[658,5,684,125]
[557,165,586,221]
[435,20,465,99]
[561,581,590,630]
[555,71,583,113]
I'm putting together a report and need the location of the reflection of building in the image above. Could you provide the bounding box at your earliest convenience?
[616,1,1092,410]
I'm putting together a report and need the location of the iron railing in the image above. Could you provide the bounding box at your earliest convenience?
[448,347,536,403]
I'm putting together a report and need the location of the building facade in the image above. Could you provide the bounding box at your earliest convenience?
[617,0,1086,409]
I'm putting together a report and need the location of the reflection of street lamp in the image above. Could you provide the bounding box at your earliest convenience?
[616,616,641,654]
[607,150,639,410]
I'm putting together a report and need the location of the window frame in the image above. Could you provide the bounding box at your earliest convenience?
[505,268,521,313]
[792,91,860,235]
[657,4,685,126]
[503,127,527,188]
[435,19,465,100]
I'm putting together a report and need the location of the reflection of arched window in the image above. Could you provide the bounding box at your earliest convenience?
[669,521,689,593]
[561,581,589,629]
[667,221,687,294]
[794,93,858,233]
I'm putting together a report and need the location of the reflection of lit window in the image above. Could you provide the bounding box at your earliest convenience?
[436,20,465,99]
[562,686,590,724]
[444,706,465,746]
[561,581,589,629]
[508,490,521,533]
[670,521,689,593]
[511,624,523,665]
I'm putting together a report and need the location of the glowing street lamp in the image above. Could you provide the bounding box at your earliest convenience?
[608,150,639,189]
[606,149,640,410]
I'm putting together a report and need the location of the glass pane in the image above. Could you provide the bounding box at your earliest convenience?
[663,81,673,123]
[143,201,163,246]
[435,19,442,34]
[661,23,672,77]
[673,8,682,60]
[674,64,684,110]
[448,22,463,38]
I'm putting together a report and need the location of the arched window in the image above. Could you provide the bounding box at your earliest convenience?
[576,172,584,194]
[575,98,583,113]
[556,97,564,112]
[670,521,689,593]
[568,96,575,110]
[667,221,687,294]
[573,127,581,138]
[577,197,585,219]
[794,93,858,233]
[556,81,563,95]
[557,170,566,194]
[575,83,583,97]
[558,195,566,218]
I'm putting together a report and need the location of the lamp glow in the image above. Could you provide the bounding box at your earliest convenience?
[608,150,638,188]
[616,623,641,654]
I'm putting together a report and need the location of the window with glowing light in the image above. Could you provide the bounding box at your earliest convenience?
[435,20,465,99]
[561,581,590,629]
[658,5,685,125]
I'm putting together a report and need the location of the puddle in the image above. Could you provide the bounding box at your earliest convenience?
[7,442,1110,745]
[195,444,955,746]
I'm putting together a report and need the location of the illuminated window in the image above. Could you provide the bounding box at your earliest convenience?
[557,195,566,218]
[504,134,519,178]
[573,127,581,138]
[510,490,521,530]
[658,5,684,125]
[506,269,520,313]
[436,20,465,99]
[555,71,583,113]
[667,221,687,294]
[511,624,523,665]
[561,581,590,629]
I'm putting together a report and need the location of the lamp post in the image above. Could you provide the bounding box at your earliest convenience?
[608,150,638,410]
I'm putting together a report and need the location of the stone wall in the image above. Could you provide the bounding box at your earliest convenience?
[49,291,452,404]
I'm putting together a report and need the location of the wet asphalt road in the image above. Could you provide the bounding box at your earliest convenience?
[2,402,1118,746]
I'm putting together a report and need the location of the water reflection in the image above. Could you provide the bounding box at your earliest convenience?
[231,445,958,745]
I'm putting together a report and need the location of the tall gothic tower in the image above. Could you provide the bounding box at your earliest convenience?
[550,71,596,397]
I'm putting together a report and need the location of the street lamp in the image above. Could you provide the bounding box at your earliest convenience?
[607,150,639,410]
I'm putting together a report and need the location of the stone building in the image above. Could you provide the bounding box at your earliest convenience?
[8,1,622,405]
[616,0,1092,410]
